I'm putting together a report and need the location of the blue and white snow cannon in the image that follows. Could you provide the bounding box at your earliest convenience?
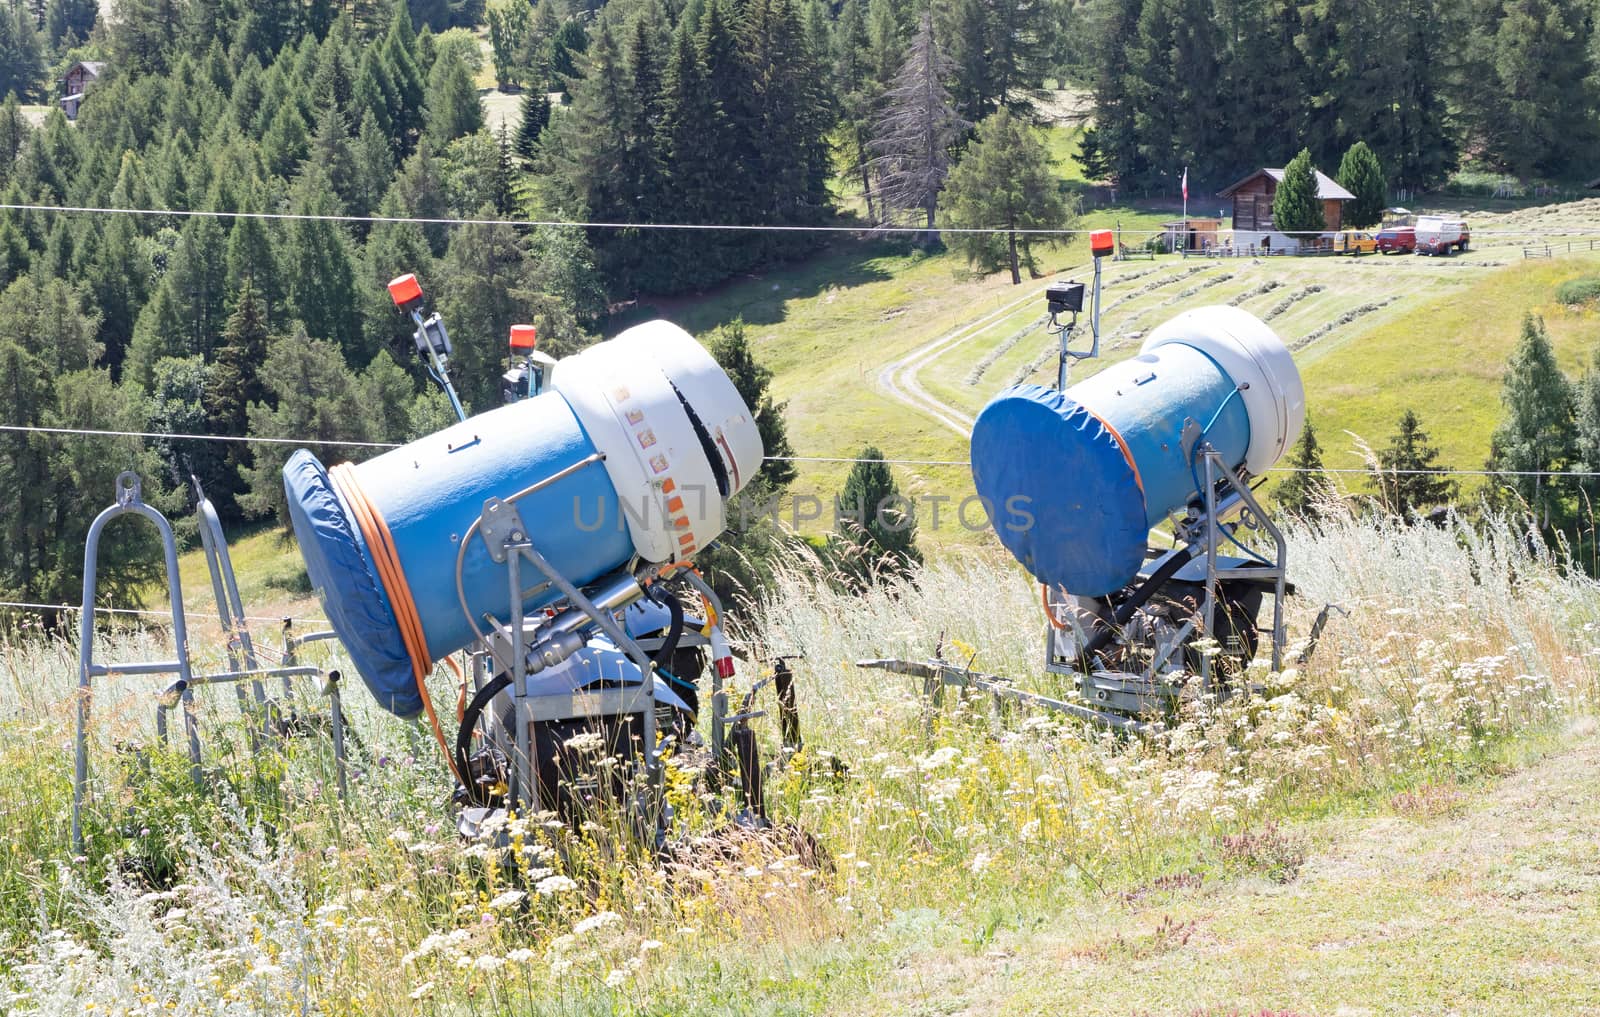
[283,320,762,720]
[863,235,1311,729]
[971,305,1305,598]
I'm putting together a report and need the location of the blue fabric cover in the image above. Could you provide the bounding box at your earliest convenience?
[283,449,423,718]
[971,384,1149,597]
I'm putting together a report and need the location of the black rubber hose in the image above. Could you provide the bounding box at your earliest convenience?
[646,586,685,671]
[1080,546,1198,658]
[456,672,511,799]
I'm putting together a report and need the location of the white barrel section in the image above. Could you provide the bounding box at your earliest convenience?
[553,320,763,562]
[1141,306,1306,475]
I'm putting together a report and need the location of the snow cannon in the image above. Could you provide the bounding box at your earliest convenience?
[282,321,763,718]
[970,306,1304,597]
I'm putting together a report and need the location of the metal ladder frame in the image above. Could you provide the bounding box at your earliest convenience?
[72,473,340,853]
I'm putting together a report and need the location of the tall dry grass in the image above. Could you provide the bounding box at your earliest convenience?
[1,509,1596,1014]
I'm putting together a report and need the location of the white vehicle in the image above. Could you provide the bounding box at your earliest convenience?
[1415,215,1470,255]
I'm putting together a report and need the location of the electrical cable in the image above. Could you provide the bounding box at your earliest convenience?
[7,201,1600,239]
[3,423,1595,478]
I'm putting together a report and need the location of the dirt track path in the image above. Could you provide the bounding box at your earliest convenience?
[874,279,1066,439]
[845,727,1600,1016]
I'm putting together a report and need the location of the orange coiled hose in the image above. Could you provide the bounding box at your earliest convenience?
[329,463,463,784]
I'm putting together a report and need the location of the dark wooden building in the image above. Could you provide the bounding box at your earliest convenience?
[1219,167,1354,251]
[60,61,105,120]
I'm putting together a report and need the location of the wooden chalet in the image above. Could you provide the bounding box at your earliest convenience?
[1219,167,1354,251]
[60,61,105,120]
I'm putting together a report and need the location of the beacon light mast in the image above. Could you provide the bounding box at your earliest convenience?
[500,324,560,404]
[1049,228,1116,390]
[388,273,468,423]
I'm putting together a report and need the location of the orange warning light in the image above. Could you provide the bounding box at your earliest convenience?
[509,324,538,350]
[387,273,424,308]
[1089,230,1115,257]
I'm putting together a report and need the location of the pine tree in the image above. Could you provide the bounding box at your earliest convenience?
[435,217,535,411]
[868,9,967,239]
[1573,347,1600,508]
[45,0,99,48]
[832,444,922,584]
[0,93,28,188]
[0,337,50,599]
[162,213,229,359]
[1488,0,1599,179]
[350,109,396,218]
[1373,409,1456,522]
[109,0,186,76]
[1336,140,1385,229]
[424,46,486,147]
[1275,419,1334,519]
[515,89,551,159]
[1079,0,1144,186]
[942,108,1071,283]
[940,0,992,120]
[706,319,795,488]
[285,164,364,362]
[382,8,428,151]
[654,19,722,289]
[1487,313,1576,528]
[1272,147,1324,241]
[44,368,165,607]
[204,282,272,519]
[241,328,374,523]
[0,4,48,101]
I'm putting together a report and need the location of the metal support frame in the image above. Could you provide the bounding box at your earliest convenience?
[194,482,268,743]
[75,473,197,853]
[469,496,662,820]
[860,448,1294,736]
[73,474,350,853]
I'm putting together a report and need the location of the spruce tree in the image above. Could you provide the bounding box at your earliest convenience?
[868,9,967,240]
[1272,147,1324,241]
[1336,140,1385,229]
[424,46,485,147]
[1373,409,1456,522]
[515,89,551,159]
[1487,313,1576,528]
[941,108,1070,283]
[833,444,922,584]
[241,328,374,524]
[1275,419,1334,519]
[285,163,364,363]
[706,319,795,488]
[0,4,47,101]
[204,282,272,519]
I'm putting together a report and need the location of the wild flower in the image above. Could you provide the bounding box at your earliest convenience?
[573,911,623,937]
[535,874,577,895]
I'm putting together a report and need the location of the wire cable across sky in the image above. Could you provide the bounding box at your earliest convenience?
[7,201,1600,238]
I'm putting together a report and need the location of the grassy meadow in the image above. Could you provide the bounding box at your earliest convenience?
[4,509,1599,1014]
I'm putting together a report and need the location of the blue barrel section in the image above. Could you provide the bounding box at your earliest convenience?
[284,392,633,717]
[970,341,1250,597]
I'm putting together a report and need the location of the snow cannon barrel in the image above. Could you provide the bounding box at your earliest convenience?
[282,321,763,718]
[969,306,1304,597]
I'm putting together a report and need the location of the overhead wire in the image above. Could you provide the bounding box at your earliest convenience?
[4,421,1598,478]
[6,201,1600,239]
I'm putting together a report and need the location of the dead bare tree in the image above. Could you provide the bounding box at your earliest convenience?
[867,10,968,244]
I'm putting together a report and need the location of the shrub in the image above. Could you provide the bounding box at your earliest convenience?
[1556,276,1600,305]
